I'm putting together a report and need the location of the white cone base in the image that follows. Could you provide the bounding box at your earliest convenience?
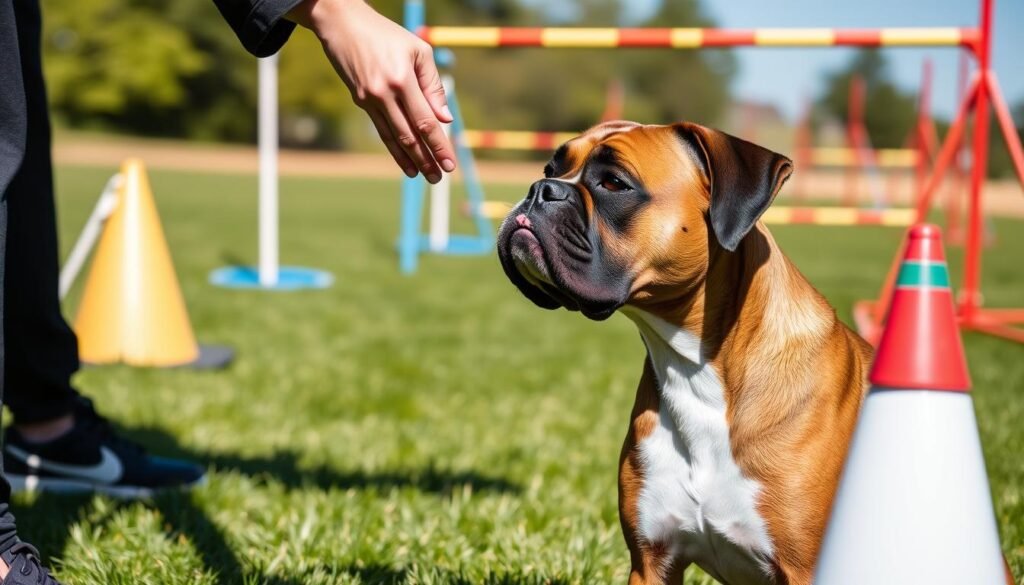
[815,390,1004,584]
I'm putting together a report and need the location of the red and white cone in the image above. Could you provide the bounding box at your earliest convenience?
[815,224,1005,584]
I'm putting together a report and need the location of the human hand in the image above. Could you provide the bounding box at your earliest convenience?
[289,0,455,183]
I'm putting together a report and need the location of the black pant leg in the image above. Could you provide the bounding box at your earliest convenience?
[0,0,27,511]
[2,0,81,425]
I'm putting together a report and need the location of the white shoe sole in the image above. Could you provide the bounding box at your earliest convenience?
[5,473,207,499]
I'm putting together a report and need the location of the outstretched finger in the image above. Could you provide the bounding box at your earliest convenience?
[414,46,453,124]
[399,80,456,174]
[384,99,442,183]
[368,108,417,178]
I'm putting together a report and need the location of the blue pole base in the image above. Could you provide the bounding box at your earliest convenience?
[209,266,334,290]
[417,235,494,255]
[395,234,494,261]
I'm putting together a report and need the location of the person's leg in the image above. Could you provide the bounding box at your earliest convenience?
[0,0,205,499]
[1,0,80,432]
[0,0,27,576]
[0,2,64,583]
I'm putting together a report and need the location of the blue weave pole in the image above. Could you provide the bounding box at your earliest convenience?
[404,0,423,32]
[399,174,426,274]
[397,0,427,274]
[446,78,494,244]
[396,0,494,274]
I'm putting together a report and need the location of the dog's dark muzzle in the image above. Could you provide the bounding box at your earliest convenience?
[497,176,628,320]
[527,178,574,204]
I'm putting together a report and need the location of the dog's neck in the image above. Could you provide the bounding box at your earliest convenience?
[627,225,833,364]
[622,224,837,439]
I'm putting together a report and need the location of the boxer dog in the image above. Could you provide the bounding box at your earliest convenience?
[496,121,873,585]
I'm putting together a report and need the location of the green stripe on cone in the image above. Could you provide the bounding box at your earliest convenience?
[895,261,950,289]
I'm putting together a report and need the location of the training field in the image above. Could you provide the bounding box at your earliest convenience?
[19,165,1024,584]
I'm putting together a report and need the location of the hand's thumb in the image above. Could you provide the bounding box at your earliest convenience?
[416,48,452,123]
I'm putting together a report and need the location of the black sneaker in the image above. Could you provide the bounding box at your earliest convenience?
[3,397,206,498]
[0,542,62,585]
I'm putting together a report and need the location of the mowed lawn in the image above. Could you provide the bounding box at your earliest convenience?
[14,165,1023,584]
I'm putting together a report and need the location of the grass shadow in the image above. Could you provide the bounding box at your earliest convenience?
[11,489,307,585]
[124,426,521,496]
[10,424,520,584]
[216,252,254,268]
[336,563,584,585]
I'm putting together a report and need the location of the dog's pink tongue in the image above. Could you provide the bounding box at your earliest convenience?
[515,214,532,228]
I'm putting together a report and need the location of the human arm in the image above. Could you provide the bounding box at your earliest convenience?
[213,0,455,182]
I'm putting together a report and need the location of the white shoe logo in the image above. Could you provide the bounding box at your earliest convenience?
[6,445,124,484]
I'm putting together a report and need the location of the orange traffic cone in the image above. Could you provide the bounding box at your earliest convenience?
[73,159,232,368]
[815,224,1004,583]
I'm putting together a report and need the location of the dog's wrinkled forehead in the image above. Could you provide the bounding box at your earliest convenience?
[544,121,644,179]
[545,121,704,190]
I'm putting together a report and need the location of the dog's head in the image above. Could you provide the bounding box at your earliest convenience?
[497,121,792,320]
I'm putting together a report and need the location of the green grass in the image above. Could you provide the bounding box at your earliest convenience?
[12,165,1023,584]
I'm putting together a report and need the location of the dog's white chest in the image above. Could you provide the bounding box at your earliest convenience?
[629,311,775,585]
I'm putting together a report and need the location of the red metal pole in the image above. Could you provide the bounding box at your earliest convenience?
[947,54,970,244]
[918,59,939,159]
[846,76,866,206]
[599,78,625,123]
[794,96,813,201]
[905,59,935,208]
[960,0,993,323]
[914,77,979,221]
[987,72,1024,188]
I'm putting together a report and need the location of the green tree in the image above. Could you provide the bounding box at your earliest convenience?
[614,0,735,126]
[44,0,208,134]
[42,0,734,149]
[162,0,260,142]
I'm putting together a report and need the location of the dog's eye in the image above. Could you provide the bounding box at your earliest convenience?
[600,175,628,192]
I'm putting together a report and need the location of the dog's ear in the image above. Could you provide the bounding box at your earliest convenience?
[675,123,793,252]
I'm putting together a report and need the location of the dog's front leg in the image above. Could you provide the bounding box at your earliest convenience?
[625,545,688,585]
[621,448,687,585]
[619,364,688,585]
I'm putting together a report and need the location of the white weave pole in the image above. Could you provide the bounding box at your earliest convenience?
[427,74,454,252]
[58,173,122,300]
[258,54,280,286]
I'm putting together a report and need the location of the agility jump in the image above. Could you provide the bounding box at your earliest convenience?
[461,73,931,224]
[465,91,927,225]
[399,0,1024,345]
[792,65,936,208]
[853,0,1024,345]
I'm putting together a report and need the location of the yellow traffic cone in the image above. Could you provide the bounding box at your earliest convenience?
[73,159,232,368]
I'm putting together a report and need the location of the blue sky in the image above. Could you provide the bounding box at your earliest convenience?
[519,0,1024,122]
[697,0,1024,121]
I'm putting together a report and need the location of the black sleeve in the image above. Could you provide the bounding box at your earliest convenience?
[212,0,306,57]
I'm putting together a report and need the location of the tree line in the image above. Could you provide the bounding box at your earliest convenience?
[41,0,1021,176]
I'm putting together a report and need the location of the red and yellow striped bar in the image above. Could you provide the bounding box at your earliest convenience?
[808,147,919,168]
[761,207,915,226]
[461,130,577,151]
[420,27,976,49]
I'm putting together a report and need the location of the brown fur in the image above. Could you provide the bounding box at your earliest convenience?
[556,122,873,584]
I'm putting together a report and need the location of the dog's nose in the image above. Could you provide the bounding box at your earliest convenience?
[528,179,572,203]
